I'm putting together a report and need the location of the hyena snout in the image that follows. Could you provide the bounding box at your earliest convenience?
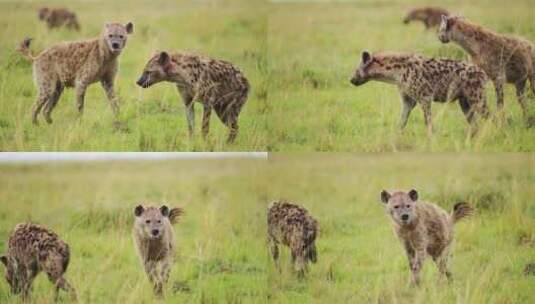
[136,73,151,88]
[401,214,409,221]
[151,229,160,237]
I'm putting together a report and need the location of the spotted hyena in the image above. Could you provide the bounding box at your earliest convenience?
[136,52,249,143]
[38,7,80,31]
[267,201,318,277]
[439,15,535,124]
[133,205,183,296]
[0,223,76,301]
[380,189,474,285]
[18,22,133,125]
[350,51,489,135]
[403,7,450,29]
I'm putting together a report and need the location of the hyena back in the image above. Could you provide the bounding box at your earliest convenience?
[38,7,80,31]
[136,52,250,143]
[18,22,133,125]
[0,223,77,301]
[380,189,474,285]
[267,201,318,277]
[351,51,489,135]
[133,204,183,296]
[403,7,450,29]
[439,15,535,124]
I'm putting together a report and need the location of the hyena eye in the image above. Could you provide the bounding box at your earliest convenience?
[108,34,113,38]
[157,220,161,224]
[145,220,150,224]
[394,205,400,209]
[119,35,124,39]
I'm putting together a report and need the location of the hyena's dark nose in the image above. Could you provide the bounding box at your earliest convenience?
[401,214,409,221]
[112,43,120,49]
[350,77,358,85]
[151,229,159,236]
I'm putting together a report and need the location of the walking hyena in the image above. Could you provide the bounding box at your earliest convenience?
[0,223,77,301]
[267,201,318,277]
[136,52,250,143]
[38,7,80,31]
[350,51,489,135]
[17,22,133,125]
[438,15,535,124]
[133,204,183,296]
[380,189,474,285]
[403,7,450,29]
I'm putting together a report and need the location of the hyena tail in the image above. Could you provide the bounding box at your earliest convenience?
[18,37,35,62]
[451,202,474,224]
[306,243,317,264]
[169,207,184,225]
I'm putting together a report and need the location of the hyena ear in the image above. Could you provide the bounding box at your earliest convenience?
[160,205,170,217]
[408,189,418,201]
[380,190,391,204]
[125,22,134,34]
[134,205,144,217]
[159,52,170,66]
[0,255,7,267]
[362,51,372,65]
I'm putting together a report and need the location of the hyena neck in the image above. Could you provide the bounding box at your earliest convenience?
[452,22,489,57]
[169,65,195,87]
[378,61,409,85]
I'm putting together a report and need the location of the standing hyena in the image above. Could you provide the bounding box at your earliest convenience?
[17,22,133,125]
[133,204,183,296]
[438,15,535,124]
[0,223,77,301]
[403,7,450,29]
[350,51,489,135]
[267,201,318,277]
[38,7,81,31]
[380,189,474,285]
[136,52,250,143]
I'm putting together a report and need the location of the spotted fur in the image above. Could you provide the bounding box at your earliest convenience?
[136,51,249,143]
[267,201,318,277]
[439,16,535,124]
[351,51,489,135]
[38,7,80,31]
[18,22,133,125]
[380,189,474,285]
[133,205,183,296]
[0,223,76,301]
[403,7,450,29]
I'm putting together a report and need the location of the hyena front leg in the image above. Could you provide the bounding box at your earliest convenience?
[143,260,158,285]
[399,93,417,130]
[290,242,307,278]
[101,73,120,118]
[410,247,426,286]
[158,256,173,296]
[75,80,89,115]
[267,234,280,270]
[179,89,194,137]
[420,99,433,136]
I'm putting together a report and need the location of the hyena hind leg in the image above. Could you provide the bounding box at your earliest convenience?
[433,249,453,283]
[43,83,64,124]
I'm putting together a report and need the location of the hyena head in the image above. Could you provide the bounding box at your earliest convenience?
[351,51,394,86]
[403,9,421,24]
[380,189,419,226]
[134,205,170,239]
[438,15,459,43]
[0,255,21,295]
[102,22,133,54]
[136,52,172,88]
[38,7,49,20]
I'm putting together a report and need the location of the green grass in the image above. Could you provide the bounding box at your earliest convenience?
[0,159,268,303]
[0,0,268,151]
[266,153,535,303]
[266,0,535,151]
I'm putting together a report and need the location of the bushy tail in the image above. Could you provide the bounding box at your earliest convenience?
[451,202,474,224]
[18,37,35,62]
[169,207,184,224]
